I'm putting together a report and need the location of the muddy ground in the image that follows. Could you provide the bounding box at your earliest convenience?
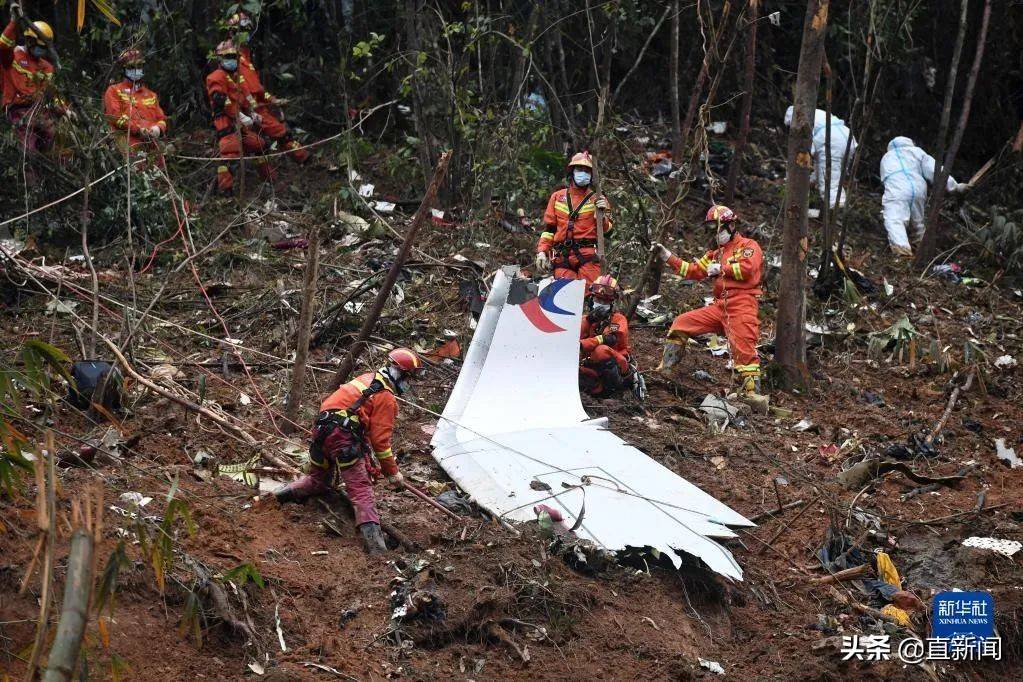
[2,145,1022,680]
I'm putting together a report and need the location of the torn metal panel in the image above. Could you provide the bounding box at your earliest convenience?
[432,268,753,580]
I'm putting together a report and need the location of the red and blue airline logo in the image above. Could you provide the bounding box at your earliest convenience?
[518,279,574,333]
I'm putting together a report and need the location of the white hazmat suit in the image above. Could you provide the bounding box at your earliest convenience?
[784,105,857,208]
[879,137,966,255]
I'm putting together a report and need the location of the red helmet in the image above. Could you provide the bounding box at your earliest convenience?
[567,151,593,171]
[589,274,620,302]
[704,204,736,225]
[117,48,144,66]
[387,348,425,377]
[215,40,239,57]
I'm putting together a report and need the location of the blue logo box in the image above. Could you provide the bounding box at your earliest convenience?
[932,591,994,639]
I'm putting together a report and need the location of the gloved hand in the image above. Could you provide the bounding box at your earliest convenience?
[602,332,618,347]
[595,195,609,210]
[237,112,255,128]
[534,250,550,272]
[706,262,722,277]
[10,3,21,19]
[387,471,405,491]
[148,125,162,139]
[954,182,970,194]
[651,242,671,263]
[250,112,263,125]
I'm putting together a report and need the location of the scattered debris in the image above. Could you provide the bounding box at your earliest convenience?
[994,354,1017,369]
[700,394,740,427]
[699,658,725,675]
[994,438,1021,468]
[962,537,1022,557]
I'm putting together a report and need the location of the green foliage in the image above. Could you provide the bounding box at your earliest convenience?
[974,212,1023,272]
[133,487,196,595]
[95,541,131,616]
[179,588,205,649]
[222,561,265,588]
[0,340,71,495]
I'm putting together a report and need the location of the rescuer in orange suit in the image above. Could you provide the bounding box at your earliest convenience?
[103,48,168,165]
[535,151,613,283]
[272,349,425,553]
[205,40,275,194]
[1,6,67,157]
[653,205,764,395]
[579,275,645,401]
[224,11,309,164]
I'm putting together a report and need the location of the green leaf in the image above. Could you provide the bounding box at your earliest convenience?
[223,562,265,589]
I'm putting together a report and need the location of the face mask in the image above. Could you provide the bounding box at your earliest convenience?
[716,229,733,246]
[125,68,144,82]
[590,302,611,321]
[29,45,46,59]
[221,58,239,72]
[572,170,591,187]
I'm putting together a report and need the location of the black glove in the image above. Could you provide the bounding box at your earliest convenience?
[602,332,618,348]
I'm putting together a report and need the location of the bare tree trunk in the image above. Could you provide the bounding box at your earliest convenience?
[511,3,540,105]
[669,1,683,160]
[43,490,102,682]
[332,151,452,389]
[405,0,434,178]
[282,225,320,433]
[724,0,759,205]
[776,0,830,390]
[914,0,991,267]
[80,166,99,359]
[820,55,834,269]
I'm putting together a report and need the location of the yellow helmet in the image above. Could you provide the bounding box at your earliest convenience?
[24,21,54,45]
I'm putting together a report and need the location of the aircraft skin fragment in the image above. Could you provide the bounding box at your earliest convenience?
[432,267,753,580]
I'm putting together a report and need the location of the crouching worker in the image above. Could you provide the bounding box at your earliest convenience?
[273,348,425,553]
[579,275,645,400]
[652,205,765,398]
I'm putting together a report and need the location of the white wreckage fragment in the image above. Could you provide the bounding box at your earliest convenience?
[431,268,754,580]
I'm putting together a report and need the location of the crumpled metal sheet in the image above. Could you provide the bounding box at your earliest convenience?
[431,267,754,580]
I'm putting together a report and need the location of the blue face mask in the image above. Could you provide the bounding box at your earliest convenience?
[29,45,46,59]
[221,58,239,72]
[573,169,591,187]
[125,68,144,82]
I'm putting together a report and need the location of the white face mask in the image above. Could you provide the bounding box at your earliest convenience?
[590,302,611,320]
[717,229,733,246]
[125,68,144,82]
[572,170,591,187]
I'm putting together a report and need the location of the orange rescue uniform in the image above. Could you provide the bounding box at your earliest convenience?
[666,234,763,379]
[237,46,308,162]
[1,20,60,155]
[536,186,613,283]
[319,371,399,476]
[205,67,273,192]
[103,79,167,159]
[579,311,633,397]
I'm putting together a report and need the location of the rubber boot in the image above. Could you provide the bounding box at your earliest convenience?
[739,373,770,414]
[656,341,684,373]
[359,522,388,554]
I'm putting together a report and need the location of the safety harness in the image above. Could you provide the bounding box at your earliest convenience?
[553,189,599,268]
[309,375,390,469]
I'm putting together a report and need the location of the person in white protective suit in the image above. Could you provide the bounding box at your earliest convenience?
[784,105,857,210]
[879,136,970,257]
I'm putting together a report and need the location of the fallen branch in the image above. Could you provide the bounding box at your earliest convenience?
[925,371,975,446]
[755,495,819,555]
[99,335,300,475]
[810,563,872,585]
[827,586,909,627]
[748,499,807,524]
[332,151,452,387]
[487,621,530,663]
[902,464,976,500]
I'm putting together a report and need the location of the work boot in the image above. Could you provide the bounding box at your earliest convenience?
[890,244,913,258]
[656,342,684,373]
[358,522,388,554]
[739,373,770,414]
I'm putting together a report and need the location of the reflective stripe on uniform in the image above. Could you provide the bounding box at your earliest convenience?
[731,262,743,280]
[0,34,14,47]
[678,261,690,276]
[375,448,393,459]
[540,231,554,241]
[697,255,713,271]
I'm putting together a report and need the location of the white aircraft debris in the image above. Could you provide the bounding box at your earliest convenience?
[431,268,754,580]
